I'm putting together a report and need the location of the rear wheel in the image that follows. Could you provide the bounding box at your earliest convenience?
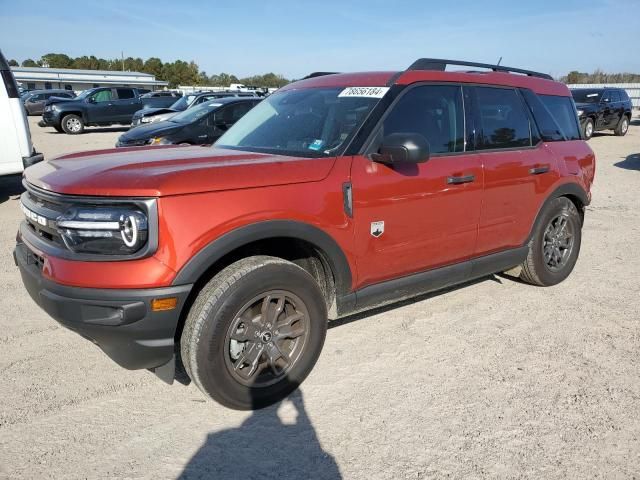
[181,256,327,410]
[614,115,629,136]
[519,197,582,286]
[583,118,594,140]
[61,114,84,134]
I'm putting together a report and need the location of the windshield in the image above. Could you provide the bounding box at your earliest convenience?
[215,87,383,158]
[169,101,221,123]
[75,88,99,100]
[169,94,197,111]
[572,90,603,104]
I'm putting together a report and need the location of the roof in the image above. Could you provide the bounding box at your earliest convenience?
[282,70,569,96]
[12,66,155,77]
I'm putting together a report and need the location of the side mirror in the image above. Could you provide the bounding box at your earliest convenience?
[371,133,431,165]
[86,97,96,104]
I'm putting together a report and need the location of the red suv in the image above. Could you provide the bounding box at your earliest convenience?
[15,59,595,410]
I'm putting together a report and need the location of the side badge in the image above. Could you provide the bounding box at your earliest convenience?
[370,221,384,238]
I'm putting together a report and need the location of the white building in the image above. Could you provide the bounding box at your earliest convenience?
[11,66,168,93]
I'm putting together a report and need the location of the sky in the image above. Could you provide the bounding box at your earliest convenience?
[1,0,639,79]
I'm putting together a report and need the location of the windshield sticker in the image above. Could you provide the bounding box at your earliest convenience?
[587,93,599,97]
[338,87,390,98]
[308,139,324,151]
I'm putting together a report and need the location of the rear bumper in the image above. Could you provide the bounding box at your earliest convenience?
[14,241,192,372]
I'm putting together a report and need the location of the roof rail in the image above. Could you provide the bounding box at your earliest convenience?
[301,72,340,80]
[407,58,553,81]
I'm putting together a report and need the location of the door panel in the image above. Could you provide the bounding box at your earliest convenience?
[476,146,559,255]
[351,84,481,289]
[113,88,140,122]
[86,89,116,123]
[352,154,483,288]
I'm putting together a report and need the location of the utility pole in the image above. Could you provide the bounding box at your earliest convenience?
[121,51,124,72]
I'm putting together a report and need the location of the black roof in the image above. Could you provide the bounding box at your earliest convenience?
[200,96,259,105]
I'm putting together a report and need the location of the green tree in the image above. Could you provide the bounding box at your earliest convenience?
[21,59,38,67]
[142,57,163,78]
[40,53,74,68]
[8,59,18,67]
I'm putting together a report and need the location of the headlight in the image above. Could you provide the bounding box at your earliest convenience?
[140,117,152,123]
[44,105,51,112]
[149,137,172,145]
[56,206,148,255]
[51,104,59,111]
[577,109,584,116]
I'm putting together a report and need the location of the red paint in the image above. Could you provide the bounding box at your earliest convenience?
[22,70,595,293]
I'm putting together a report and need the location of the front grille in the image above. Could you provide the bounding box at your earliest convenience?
[118,138,148,147]
[20,183,71,248]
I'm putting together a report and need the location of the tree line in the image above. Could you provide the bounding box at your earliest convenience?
[7,53,290,89]
[561,70,640,84]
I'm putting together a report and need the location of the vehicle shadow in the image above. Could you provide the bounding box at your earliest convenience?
[614,153,640,171]
[630,118,640,126]
[179,390,341,480]
[0,174,25,204]
[44,127,129,134]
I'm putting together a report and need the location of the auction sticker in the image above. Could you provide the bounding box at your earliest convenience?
[338,87,389,98]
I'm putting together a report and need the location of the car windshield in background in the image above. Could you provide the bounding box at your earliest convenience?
[216,87,382,158]
[169,95,196,110]
[572,90,602,103]
[169,101,221,123]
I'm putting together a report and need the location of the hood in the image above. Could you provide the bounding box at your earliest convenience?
[24,147,336,197]
[119,121,183,141]
[138,107,176,117]
[45,96,76,106]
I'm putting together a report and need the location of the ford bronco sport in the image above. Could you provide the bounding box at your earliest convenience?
[15,59,595,410]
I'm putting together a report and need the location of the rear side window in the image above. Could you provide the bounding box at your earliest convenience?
[475,87,531,150]
[539,95,581,141]
[382,85,465,154]
[116,88,135,100]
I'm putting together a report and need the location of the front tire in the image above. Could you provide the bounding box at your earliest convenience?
[181,256,327,410]
[583,118,594,140]
[614,115,629,136]
[61,114,84,134]
[519,197,582,286]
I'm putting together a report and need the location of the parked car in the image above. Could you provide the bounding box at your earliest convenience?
[571,88,633,139]
[40,87,171,134]
[131,91,259,127]
[138,90,182,109]
[15,58,595,410]
[0,49,43,176]
[22,89,76,115]
[116,97,260,147]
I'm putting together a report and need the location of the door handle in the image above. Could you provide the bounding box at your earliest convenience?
[529,165,550,175]
[447,174,475,185]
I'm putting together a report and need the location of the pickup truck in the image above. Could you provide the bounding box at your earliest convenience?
[40,87,167,134]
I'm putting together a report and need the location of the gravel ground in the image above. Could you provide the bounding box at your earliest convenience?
[1,117,639,479]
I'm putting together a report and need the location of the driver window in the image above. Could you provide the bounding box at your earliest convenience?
[382,85,465,154]
[91,90,113,103]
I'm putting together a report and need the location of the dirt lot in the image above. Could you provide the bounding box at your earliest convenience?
[1,117,639,479]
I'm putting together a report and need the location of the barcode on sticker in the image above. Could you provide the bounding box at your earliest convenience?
[338,87,389,98]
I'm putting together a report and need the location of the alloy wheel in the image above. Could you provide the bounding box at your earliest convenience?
[542,214,575,272]
[224,290,310,387]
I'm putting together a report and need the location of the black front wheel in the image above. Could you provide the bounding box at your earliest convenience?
[61,114,84,134]
[614,116,629,136]
[180,256,327,410]
[583,118,594,140]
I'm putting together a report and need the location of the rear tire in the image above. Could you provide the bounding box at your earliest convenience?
[61,114,84,134]
[583,118,594,140]
[519,197,582,286]
[181,255,327,410]
[614,115,629,136]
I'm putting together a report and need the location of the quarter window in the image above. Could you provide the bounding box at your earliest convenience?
[116,88,135,99]
[539,95,581,141]
[382,85,465,154]
[475,87,531,150]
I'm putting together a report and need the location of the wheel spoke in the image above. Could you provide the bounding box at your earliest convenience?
[234,343,263,379]
[265,342,291,374]
[276,323,306,340]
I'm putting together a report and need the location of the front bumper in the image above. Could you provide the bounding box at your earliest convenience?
[14,241,192,375]
[41,110,62,126]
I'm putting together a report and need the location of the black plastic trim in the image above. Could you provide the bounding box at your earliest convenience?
[23,152,44,168]
[343,246,529,315]
[171,220,353,296]
[407,58,554,80]
[15,242,192,371]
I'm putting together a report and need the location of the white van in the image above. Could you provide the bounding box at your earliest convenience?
[0,50,43,176]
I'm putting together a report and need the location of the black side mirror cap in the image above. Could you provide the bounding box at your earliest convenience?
[371,132,431,165]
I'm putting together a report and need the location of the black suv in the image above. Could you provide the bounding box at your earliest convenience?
[41,87,152,134]
[571,88,633,139]
[131,91,259,127]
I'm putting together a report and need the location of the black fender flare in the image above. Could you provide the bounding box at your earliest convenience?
[171,220,353,296]
[526,182,589,243]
